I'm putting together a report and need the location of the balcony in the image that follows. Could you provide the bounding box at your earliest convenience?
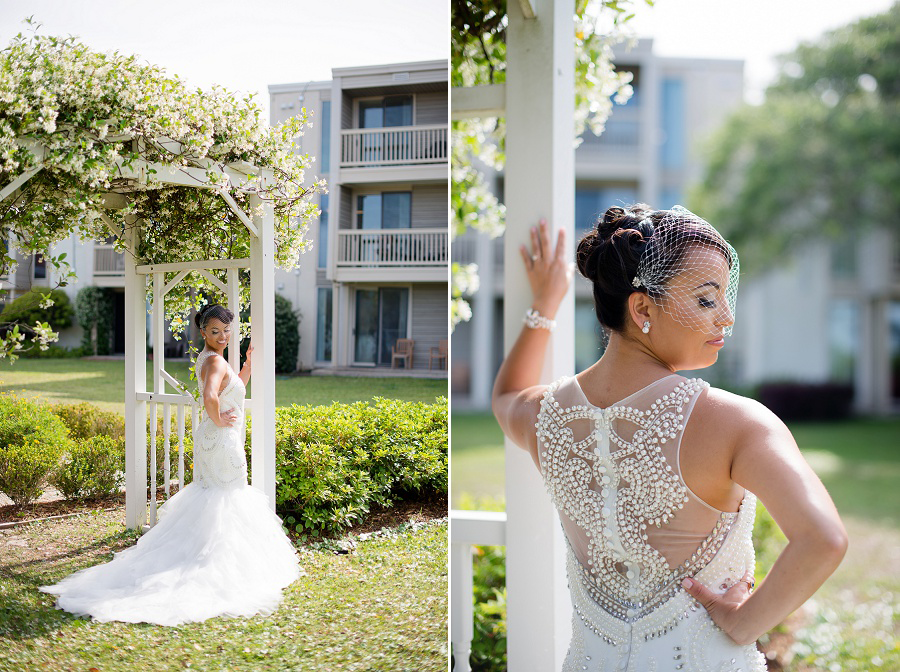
[93,244,125,286]
[339,125,447,184]
[335,228,447,282]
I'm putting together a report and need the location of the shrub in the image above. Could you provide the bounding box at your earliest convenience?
[51,435,125,499]
[275,397,448,537]
[274,293,300,373]
[74,286,115,355]
[49,402,125,441]
[0,288,74,338]
[757,381,854,421]
[0,394,72,506]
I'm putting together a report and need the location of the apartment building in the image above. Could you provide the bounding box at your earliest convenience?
[270,60,449,372]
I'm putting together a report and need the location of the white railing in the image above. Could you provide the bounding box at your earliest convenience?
[337,228,447,267]
[94,245,125,275]
[450,509,507,672]
[340,124,447,167]
[136,393,198,529]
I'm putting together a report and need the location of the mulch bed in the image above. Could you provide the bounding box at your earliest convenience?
[0,489,448,538]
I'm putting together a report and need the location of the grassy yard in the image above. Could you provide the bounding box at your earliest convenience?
[0,509,448,671]
[0,359,447,415]
[452,411,900,670]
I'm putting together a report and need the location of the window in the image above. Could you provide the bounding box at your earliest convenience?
[356,192,411,230]
[574,186,638,237]
[321,100,331,173]
[33,253,46,279]
[359,95,413,129]
[660,78,685,169]
[316,287,332,362]
[828,299,859,383]
[318,194,329,269]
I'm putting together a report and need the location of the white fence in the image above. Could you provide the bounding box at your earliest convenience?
[336,228,447,267]
[450,509,508,672]
[340,125,447,167]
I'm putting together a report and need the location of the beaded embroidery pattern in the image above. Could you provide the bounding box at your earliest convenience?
[195,350,248,490]
[537,375,766,671]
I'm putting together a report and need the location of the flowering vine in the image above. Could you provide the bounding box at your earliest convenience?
[0,20,324,359]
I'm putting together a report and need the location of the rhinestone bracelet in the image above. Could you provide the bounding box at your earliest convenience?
[524,308,557,331]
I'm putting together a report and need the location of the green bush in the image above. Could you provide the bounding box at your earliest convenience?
[274,293,300,373]
[0,394,72,506]
[0,288,74,337]
[50,402,125,441]
[239,293,301,373]
[19,344,86,359]
[51,435,125,500]
[275,397,448,537]
[74,286,115,355]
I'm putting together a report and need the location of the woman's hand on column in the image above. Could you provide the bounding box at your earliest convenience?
[519,218,573,319]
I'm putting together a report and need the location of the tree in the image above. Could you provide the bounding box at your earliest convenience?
[691,4,900,273]
[0,21,323,359]
[450,0,649,329]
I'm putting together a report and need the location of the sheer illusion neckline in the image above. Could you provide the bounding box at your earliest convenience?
[572,372,682,411]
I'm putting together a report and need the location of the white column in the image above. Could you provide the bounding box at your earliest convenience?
[470,230,495,409]
[226,267,240,372]
[505,0,576,668]
[249,188,277,509]
[124,219,148,531]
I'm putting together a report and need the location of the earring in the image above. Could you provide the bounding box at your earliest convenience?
[642,321,650,334]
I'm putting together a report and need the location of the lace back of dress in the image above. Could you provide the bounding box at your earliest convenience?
[537,375,738,619]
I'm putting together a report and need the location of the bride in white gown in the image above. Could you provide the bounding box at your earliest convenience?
[41,304,301,626]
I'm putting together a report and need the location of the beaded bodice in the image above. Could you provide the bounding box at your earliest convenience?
[194,349,247,490]
[537,375,752,622]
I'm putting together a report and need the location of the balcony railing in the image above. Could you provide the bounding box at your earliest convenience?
[450,509,507,672]
[94,245,125,275]
[336,228,447,268]
[340,124,447,168]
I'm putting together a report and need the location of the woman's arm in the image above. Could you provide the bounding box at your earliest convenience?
[238,342,253,387]
[491,220,572,465]
[201,357,238,428]
[682,394,848,645]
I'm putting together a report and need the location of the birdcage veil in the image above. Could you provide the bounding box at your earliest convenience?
[631,205,739,336]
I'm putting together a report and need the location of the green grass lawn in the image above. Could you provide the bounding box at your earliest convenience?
[0,510,448,671]
[0,359,448,415]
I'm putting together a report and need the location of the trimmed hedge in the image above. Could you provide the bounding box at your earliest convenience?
[51,435,125,500]
[757,382,854,421]
[276,397,448,537]
[0,288,74,337]
[0,394,72,506]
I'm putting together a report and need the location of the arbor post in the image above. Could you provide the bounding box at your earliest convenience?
[249,188,277,509]
[504,0,576,667]
[124,219,148,531]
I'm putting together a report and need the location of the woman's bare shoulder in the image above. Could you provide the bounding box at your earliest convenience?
[696,386,790,444]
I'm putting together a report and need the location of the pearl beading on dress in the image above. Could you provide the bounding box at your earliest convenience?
[540,376,767,672]
[194,350,247,490]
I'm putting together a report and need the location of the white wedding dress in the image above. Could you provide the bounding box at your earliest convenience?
[40,349,301,626]
[536,374,767,671]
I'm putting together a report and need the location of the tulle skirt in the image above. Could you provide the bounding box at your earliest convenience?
[40,482,302,626]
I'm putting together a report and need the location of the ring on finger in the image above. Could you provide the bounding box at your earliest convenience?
[531,254,540,262]
[740,577,755,590]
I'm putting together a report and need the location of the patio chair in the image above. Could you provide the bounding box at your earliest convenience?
[391,338,414,369]
[429,339,447,370]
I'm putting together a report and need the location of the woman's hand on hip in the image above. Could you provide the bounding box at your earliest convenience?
[217,408,239,427]
[519,219,572,318]
[682,572,757,645]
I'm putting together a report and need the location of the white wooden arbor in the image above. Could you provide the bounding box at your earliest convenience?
[0,140,280,532]
[450,0,576,669]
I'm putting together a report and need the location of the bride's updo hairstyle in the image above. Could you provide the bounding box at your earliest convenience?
[576,204,739,335]
[195,304,235,331]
